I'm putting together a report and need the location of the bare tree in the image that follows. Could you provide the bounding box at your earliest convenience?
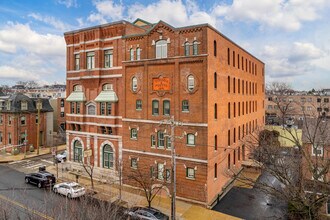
[128,164,168,208]
[229,82,330,219]
[80,156,95,191]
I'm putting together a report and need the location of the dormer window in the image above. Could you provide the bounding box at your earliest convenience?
[156,40,167,59]
[6,101,11,110]
[21,101,28,110]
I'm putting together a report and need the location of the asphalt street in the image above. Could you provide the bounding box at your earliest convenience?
[213,172,287,220]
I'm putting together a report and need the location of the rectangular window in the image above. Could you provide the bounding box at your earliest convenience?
[100,103,105,115]
[158,131,165,148]
[76,102,80,114]
[182,100,189,112]
[156,40,167,58]
[8,133,11,144]
[106,102,112,115]
[130,128,138,139]
[312,145,323,156]
[136,100,142,110]
[21,102,28,110]
[60,112,65,117]
[317,98,321,103]
[86,52,95,69]
[130,49,134,61]
[131,158,138,169]
[8,116,12,125]
[0,115,3,124]
[151,135,156,147]
[152,100,159,115]
[0,132,2,143]
[21,116,26,125]
[166,136,171,149]
[70,102,75,114]
[324,98,329,103]
[214,163,217,178]
[163,100,170,116]
[186,167,195,179]
[187,134,195,146]
[75,54,80,70]
[104,50,113,68]
[136,48,141,60]
[166,169,171,182]
[157,163,164,180]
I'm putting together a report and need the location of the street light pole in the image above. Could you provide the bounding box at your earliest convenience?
[36,99,41,155]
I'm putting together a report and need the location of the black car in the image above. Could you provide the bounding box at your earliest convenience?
[25,172,56,188]
[126,207,169,220]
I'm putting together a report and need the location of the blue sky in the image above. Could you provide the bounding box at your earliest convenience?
[0,0,329,90]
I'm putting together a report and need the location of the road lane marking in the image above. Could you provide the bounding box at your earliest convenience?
[8,160,30,165]
[0,193,54,220]
[41,159,53,164]
[25,163,43,169]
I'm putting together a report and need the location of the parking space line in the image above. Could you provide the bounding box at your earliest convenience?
[41,159,53,164]
[25,163,43,169]
[8,160,30,165]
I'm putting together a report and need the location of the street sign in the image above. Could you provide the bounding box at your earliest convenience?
[51,147,56,156]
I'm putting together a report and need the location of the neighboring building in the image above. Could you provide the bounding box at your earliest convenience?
[64,19,265,207]
[265,93,330,124]
[0,93,53,150]
[301,118,330,216]
[265,125,302,148]
[49,97,66,132]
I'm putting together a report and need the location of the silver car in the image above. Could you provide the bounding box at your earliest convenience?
[53,182,85,199]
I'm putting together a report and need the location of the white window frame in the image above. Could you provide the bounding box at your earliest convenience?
[103,83,113,91]
[87,104,96,115]
[130,48,134,61]
[157,163,164,180]
[182,100,189,112]
[136,99,142,110]
[184,42,190,56]
[86,52,95,69]
[75,54,80,70]
[187,133,195,146]
[104,50,113,68]
[73,85,82,92]
[21,101,28,110]
[136,48,141,60]
[132,77,138,92]
[193,41,198,55]
[187,75,195,91]
[157,131,165,148]
[131,128,138,139]
[312,145,323,157]
[156,40,167,59]
[186,167,195,179]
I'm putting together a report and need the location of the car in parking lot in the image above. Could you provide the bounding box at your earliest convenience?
[25,172,56,188]
[53,182,85,199]
[126,206,169,220]
[55,150,67,162]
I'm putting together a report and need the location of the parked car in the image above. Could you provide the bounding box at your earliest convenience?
[126,207,169,220]
[53,182,85,199]
[55,150,67,162]
[25,172,56,188]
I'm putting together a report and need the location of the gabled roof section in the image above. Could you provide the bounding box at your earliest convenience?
[133,18,153,27]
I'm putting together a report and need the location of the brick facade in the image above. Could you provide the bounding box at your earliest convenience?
[64,19,265,206]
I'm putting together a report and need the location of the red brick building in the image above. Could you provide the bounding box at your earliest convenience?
[0,93,54,151]
[64,19,265,206]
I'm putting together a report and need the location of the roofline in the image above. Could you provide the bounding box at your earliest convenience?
[124,20,264,64]
[64,20,133,35]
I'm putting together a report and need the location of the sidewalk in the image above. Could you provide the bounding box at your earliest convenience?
[46,164,240,220]
[0,144,66,163]
[0,146,240,220]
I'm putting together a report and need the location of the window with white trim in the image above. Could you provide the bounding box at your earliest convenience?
[312,145,323,156]
[21,101,28,110]
[193,41,198,55]
[132,77,138,92]
[187,133,195,146]
[131,128,138,139]
[186,167,195,179]
[184,42,189,56]
[151,135,156,147]
[73,85,82,92]
[163,100,170,116]
[130,48,134,61]
[187,75,195,91]
[87,104,96,115]
[104,50,113,68]
[182,100,189,112]
[131,158,138,169]
[86,52,95,69]
[156,40,167,58]
[20,116,26,125]
[136,99,142,110]
[152,100,159,115]
[136,48,141,60]
[75,54,80,70]
[157,131,164,148]
[157,163,164,180]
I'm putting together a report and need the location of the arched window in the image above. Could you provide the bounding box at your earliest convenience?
[103,83,113,91]
[132,77,137,92]
[136,47,141,60]
[73,140,83,162]
[156,40,167,58]
[73,85,82,92]
[103,144,114,168]
[187,75,195,91]
[87,104,96,115]
[130,48,134,61]
[184,42,190,56]
[193,41,198,55]
[214,72,217,89]
[214,40,217,56]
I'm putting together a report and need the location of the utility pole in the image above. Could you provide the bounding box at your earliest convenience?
[162,116,183,220]
[36,99,41,155]
[24,129,27,158]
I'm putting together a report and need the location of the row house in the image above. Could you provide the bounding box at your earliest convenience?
[64,19,265,206]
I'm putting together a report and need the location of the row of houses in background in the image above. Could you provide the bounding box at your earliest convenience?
[0,84,67,151]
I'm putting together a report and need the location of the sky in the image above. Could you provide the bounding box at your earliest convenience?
[0,0,329,90]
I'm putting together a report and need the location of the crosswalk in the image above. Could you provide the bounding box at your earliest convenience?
[7,158,54,172]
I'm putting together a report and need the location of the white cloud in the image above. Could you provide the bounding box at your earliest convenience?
[213,0,330,31]
[0,22,65,56]
[261,42,326,78]
[88,0,125,24]
[57,0,78,8]
[28,13,72,32]
[0,66,40,81]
